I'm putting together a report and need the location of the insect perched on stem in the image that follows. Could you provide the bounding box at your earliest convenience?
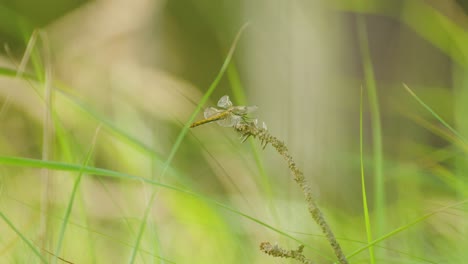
[190,95,258,128]
[189,94,348,263]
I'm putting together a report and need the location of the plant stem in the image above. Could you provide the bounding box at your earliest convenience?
[235,123,348,264]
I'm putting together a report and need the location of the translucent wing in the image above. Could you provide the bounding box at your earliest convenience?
[216,114,241,127]
[204,107,223,119]
[231,105,258,115]
[217,95,233,109]
[245,105,258,113]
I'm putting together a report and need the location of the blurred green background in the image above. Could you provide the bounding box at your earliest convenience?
[0,0,467,263]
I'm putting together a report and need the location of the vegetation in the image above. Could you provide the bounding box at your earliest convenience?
[0,1,467,263]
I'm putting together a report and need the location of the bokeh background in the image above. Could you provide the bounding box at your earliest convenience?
[0,0,467,263]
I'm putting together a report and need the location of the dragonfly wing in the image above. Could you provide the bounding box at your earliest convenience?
[204,107,223,119]
[232,105,258,115]
[252,118,258,127]
[216,114,240,127]
[244,105,258,113]
[217,95,233,109]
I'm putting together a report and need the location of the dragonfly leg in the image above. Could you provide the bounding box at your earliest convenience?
[240,133,251,143]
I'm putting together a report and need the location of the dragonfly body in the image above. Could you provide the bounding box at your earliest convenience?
[190,95,257,128]
[190,109,233,128]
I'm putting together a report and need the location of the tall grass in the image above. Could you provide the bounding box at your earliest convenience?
[1,1,467,263]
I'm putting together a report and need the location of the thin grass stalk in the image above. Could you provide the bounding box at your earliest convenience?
[32,30,54,252]
[127,23,249,264]
[234,123,348,264]
[53,125,101,263]
[0,211,48,263]
[360,87,375,263]
[356,16,386,239]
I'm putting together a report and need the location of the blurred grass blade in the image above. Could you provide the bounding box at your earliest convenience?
[55,87,165,160]
[360,86,375,263]
[347,199,468,258]
[0,154,334,260]
[334,0,468,66]
[226,62,277,220]
[0,4,34,43]
[38,30,54,251]
[357,15,386,238]
[128,22,250,264]
[0,211,48,263]
[0,156,170,188]
[54,125,101,263]
[0,66,20,77]
[185,22,250,130]
[403,84,468,144]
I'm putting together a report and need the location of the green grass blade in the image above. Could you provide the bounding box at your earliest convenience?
[0,66,22,77]
[227,63,247,103]
[334,1,468,66]
[360,86,375,263]
[403,84,468,144]
[0,211,48,263]
[357,16,386,238]
[0,4,33,42]
[226,62,277,219]
[55,88,165,160]
[37,30,54,252]
[53,126,102,263]
[0,154,338,261]
[347,199,468,259]
[0,156,171,188]
[399,1,468,67]
[1,64,172,174]
[127,22,250,264]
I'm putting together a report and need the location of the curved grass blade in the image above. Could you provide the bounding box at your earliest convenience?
[128,22,250,264]
[347,199,468,259]
[357,16,386,240]
[53,125,102,264]
[403,84,468,145]
[0,155,334,261]
[226,63,278,222]
[360,86,375,263]
[0,211,48,263]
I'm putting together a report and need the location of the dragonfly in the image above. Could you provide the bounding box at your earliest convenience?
[190,95,258,128]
